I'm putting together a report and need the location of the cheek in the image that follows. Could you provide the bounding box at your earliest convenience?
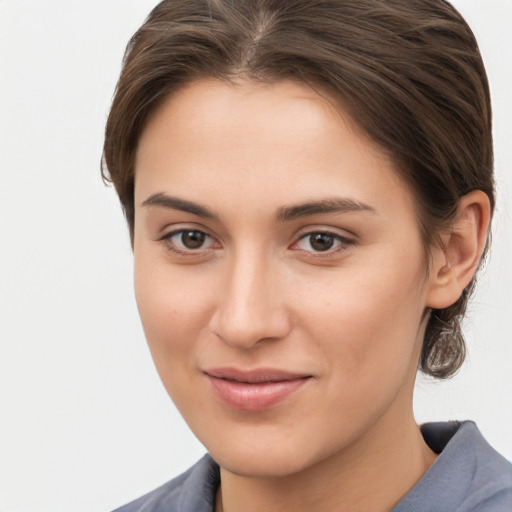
[133,249,215,368]
[133,260,218,415]
[298,251,427,384]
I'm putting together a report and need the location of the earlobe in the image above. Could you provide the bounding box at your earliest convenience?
[426,190,491,309]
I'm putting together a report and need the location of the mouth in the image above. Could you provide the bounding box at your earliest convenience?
[203,367,312,411]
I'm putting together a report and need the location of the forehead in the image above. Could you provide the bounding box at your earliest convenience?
[137,79,349,161]
[134,78,413,216]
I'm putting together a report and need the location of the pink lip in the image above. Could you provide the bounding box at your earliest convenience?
[204,367,312,412]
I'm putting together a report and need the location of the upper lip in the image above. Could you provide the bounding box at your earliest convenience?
[204,367,311,383]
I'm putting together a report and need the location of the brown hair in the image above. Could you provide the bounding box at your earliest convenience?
[102,0,494,379]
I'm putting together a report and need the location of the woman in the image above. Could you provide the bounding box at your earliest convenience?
[103,0,512,510]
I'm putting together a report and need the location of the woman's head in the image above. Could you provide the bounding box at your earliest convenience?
[126,77,490,478]
[103,0,493,379]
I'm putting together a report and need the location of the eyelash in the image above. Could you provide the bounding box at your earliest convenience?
[158,228,354,257]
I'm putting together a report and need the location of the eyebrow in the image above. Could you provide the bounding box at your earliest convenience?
[142,193,219,220]
[142,193,376,222]
[276,198,376,221]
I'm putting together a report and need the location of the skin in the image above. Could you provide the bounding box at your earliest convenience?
[132,79,490,512]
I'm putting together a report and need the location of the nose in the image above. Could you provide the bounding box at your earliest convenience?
[208,249,291,349]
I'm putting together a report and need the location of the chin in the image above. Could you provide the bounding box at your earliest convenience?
[212,446,315,478]
[202,423,349,479]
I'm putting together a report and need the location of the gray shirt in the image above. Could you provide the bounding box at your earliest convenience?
[113,421,512,511]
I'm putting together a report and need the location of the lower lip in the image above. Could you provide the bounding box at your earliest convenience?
[206,375,310,412]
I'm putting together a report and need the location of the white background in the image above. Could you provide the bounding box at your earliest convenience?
[0,1,511,511]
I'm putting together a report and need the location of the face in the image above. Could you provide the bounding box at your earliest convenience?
[133,79,434,477]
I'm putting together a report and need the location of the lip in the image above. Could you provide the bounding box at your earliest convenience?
[204,367,312,412]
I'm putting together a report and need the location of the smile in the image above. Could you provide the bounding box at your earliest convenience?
[204,368,312,412]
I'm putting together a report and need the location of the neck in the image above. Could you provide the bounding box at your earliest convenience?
[217,403,437,512]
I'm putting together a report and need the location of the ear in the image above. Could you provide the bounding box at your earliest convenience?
[426,190,491,309]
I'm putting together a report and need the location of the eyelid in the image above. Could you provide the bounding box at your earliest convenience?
[157,222,216,241]
[292,224,355,242]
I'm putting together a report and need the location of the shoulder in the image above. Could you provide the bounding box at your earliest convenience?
[112,454,219,512]
[394,421,512,512]
[455,422,512,511]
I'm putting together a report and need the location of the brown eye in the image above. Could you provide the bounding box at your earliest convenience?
[180,230,206,249]
[160,229,216,254]
[309,233,335,252]
[294,231,353,254]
